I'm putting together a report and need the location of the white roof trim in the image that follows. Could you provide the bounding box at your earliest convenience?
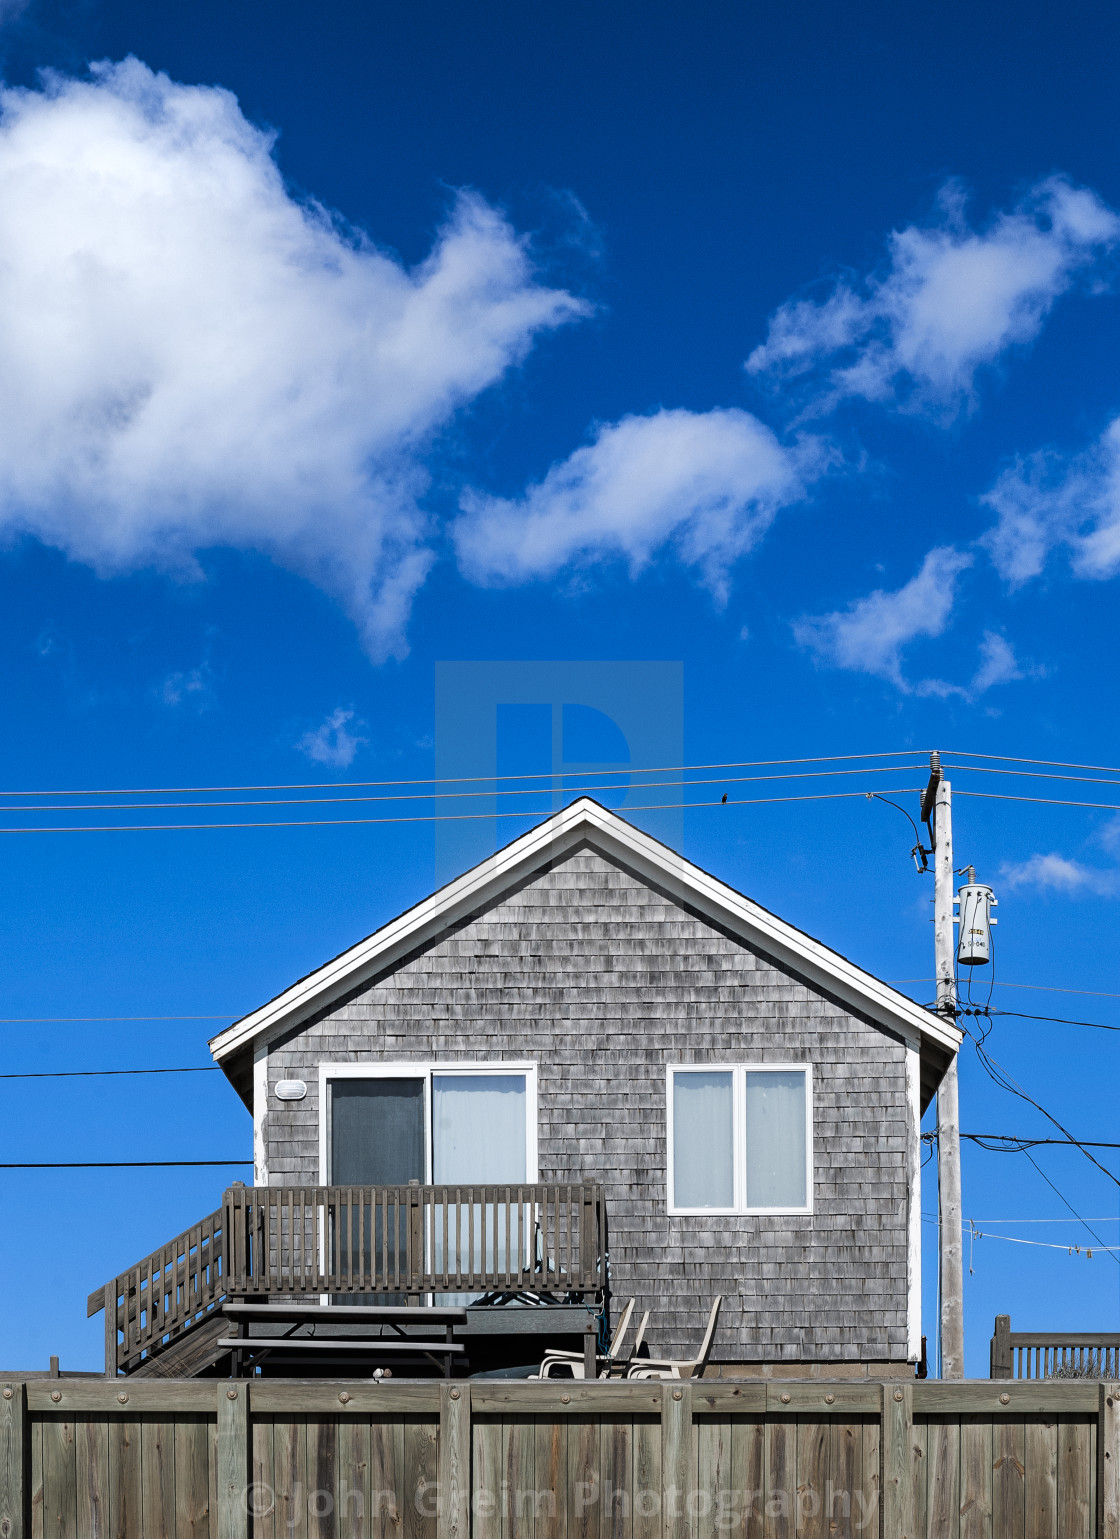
[209,797,961,1064]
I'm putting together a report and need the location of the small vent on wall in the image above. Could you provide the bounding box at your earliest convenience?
[275,1079,307,1101]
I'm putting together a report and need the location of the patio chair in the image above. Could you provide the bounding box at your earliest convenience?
[536,1298,635,1379]
[626,1296,722,1380]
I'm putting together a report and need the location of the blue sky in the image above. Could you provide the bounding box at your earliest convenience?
[0,0,1119,1376]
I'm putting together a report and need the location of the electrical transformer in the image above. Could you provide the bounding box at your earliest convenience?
[956,880,997,966]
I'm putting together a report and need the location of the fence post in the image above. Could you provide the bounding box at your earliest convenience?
[438,1383,469,1539]
[661,1382,691,1539]
[217,1383,249,1539]
[1100,1383,1120,1539]
[103,1283,118,1379]
[990,1315,1013,1380]
[881,1382,914,1539]
[0,1382,24,1539]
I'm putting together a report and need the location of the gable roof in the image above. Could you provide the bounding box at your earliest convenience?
[210,797,961,1108]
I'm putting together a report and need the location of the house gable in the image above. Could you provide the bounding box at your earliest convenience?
[211,797,960,1111]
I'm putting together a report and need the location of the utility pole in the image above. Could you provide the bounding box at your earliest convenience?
[923,750,964,1379]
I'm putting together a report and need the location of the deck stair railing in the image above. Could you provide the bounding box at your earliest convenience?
[90,1182,606,1375]
[87,1206,226,1377]
[990,1313,1120,1379]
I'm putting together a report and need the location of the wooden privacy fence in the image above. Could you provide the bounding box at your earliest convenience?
[89,1185,607,1377]
[991,1314,1120,1382]
[4,1376,1120,1538]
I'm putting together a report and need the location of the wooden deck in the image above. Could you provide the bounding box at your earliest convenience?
[991,1314,1120,1380]
[2,1375,1117,1538]
[87,1184,607,1377]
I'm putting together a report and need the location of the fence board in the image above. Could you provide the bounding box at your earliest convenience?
[793,1418,827,1539]
[142,1419,176,1539]
[991,1416,1024,1539]
[42,1416,76,1539]
[599,1415,630,1539]
[631,1417,657,1539]
[273,1419,308,1539]
[108,1417,141,1539]
[567,1416,599,1539]
[174,1416,212,1539]
[764,1418,791,1539]
[1022,1416,1056,1539]
[473,1419,502,1539]
[75,1417,108,1539]
[827,1421,858,1539]
[1056,1418,1093,1539]
[926,1416,960,1539]
[305,1416,336,1539]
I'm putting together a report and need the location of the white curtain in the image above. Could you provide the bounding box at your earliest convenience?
[673,1071,734,1208]
[745,1070,806,1208]
[433,1074,527,1181]
[432,1074,527,1282]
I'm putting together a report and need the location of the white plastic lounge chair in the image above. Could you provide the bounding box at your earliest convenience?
[626,1296,722,1380]
[536,1298,635,1380]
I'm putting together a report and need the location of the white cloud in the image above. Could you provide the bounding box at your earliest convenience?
[0,60,586,659]
[970,631,1025,693]
[793,545,972,688]
[1000,852,1118,896]
[296,707,367,768]
[160,666,210,708]
[454,408,812,600]
[983,416,1120,586]
[747,177,1119,417]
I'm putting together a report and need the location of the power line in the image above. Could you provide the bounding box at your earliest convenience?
[0,1159,252,1169]
[0,763,938,815]
[0,750,925,800]
[0,788,925,833]
[955,789,1120,812]
[925,1131,1120,1149]
[0,1066,219,1080]
[961,1007,1120,1032]
[963,1029,1120,1188]
[945,763,1120,790]
[0,1014,235,1023]
[891,980,1120,1000]
[946,749,1120,776]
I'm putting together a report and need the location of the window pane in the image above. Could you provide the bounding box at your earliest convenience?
[331,1078,425,1185]
[745,1070,807,1208]
[673,1071,734,1208]
[433,1074,527,1182]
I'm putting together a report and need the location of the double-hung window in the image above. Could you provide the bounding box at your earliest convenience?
[666,1064,812,1215]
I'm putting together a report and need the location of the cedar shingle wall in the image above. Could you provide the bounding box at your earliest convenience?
[265,849,911,1363]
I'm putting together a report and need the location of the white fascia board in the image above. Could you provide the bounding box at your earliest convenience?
[210,798,960,1065]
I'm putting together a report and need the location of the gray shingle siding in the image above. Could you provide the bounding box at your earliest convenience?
[264,848,911,1363]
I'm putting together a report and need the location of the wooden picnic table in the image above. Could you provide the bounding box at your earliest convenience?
[220,1301,469,1377]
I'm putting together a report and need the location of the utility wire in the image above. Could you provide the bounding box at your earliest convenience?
[0,787,925,833]
[0,764,933,815]
[0,1159,252,1169]
[0,750,925,800]
[962,1028,1120,1188]
[945,749,1120,776]
[0,1015,235,1023]
[960,1007,1120,1032]
[0,1066,219,1080]
[891,980,1120,1000]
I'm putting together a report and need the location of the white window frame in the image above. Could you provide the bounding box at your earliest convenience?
[665,1063,813,1217]
[318,1061,539,1186]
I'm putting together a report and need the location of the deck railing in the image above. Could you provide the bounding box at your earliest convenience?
[87,1206,226,1377]
[90,1183,606,1375]
[990,1312,1120,1378]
